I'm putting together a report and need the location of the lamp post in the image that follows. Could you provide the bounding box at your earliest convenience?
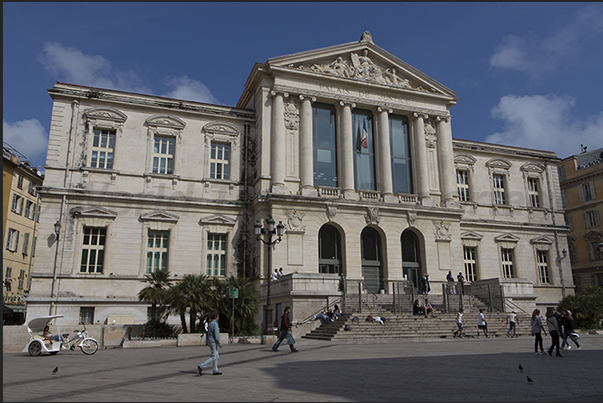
[557,247,568,298]
[50,220,62,315]
[254,216,284,336]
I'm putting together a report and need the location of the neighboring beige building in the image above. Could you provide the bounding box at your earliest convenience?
[27,32,572,332]
[3,144,43,324]
[558,146,603,291]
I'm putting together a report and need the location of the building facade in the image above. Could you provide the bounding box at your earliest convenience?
[3,144,44,324]
[27,32,572,330]
[558,146,603,291]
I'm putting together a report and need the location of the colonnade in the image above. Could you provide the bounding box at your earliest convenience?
[269,90,457,206]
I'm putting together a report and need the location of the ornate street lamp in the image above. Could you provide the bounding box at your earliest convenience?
[54,221,61,239]
[254,216,284,335]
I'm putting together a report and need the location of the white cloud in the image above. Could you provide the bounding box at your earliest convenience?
[489,5,603,80]
[3,118,49,169]
[485,94,603,158]
[161,75,220,104]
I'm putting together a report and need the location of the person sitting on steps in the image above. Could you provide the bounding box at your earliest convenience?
[424,299,436,318]
[413,299,425,316]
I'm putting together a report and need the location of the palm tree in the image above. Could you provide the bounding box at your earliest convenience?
[167,274,214,333]
[213,275,259,336]
[137,270,173,321]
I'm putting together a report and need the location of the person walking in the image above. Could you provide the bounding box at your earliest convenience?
[506,311,518,337]
[545,307,562,357]
[531,308,546,355]
[477,309,488,337]
[560,310,581,350]
[453,308,464,337]
[198,311,222,376]
[272,306,299,353]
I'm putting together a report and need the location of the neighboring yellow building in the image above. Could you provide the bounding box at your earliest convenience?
[558,146,603,292]
[3,143,44,324]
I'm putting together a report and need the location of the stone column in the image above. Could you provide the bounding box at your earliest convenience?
[270,90,287,194]
[377,107,394,200]
[340,101,356,199]
[413,113,431,205]
[299,95,317,196]
[437,116,457,207]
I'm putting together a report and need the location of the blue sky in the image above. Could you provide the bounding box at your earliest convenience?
[4,2,603,173]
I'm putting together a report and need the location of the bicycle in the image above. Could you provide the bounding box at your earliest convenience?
[60,324,99,355]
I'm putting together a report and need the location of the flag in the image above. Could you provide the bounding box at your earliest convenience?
[360,120,368,149]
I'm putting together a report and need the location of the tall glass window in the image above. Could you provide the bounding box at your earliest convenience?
[463,246,478,281]
[80,227,106,273]
[537,250,550,284]
[390,115,413,194]
[146,230,169,273]
[210,143,230,180]
[493,174,506,205]
[206,233,226,276]
[457,170,470,202]
[313,103,338,188]
[153,136,174,174]
[353,110,375,190]
[528,178,540,208]
[501,248,514,278]
[318,225,342,274]
[91,128,116,169]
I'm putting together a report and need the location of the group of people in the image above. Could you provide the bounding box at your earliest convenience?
[420,271,465,296]
[271,267,284,281]
[451,308,488,338]
[314,304,342,324]
[413,299,436,318]
[530,306,580,357]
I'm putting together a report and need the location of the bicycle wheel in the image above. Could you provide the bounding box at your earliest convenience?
[80,338,98,355]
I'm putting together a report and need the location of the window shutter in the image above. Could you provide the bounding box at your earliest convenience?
[589,182,596,199]
[579,185,584,202]
[595,210,600,226]
[14,230,19,252]
[583,212,588,229]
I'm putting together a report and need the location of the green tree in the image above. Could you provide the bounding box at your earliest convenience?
[166,274,215,333]
[137,270,173,321]
[212,275,259,336]
[558,286,603,330]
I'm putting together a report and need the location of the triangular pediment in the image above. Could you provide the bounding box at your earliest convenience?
[199,214,237,226]
[486,159,512,170]
[139,210,179,223]
[146,115,186,129]
[71,206,117,219]
[264,31,455,98]
[521,162,545,174]
[495,233,520,243]
[454,154,477,166]
[461,231,483,241]
[584,230,601,242]
[530,236,553,245]
[202,123,240,137]
[83,107,127,123]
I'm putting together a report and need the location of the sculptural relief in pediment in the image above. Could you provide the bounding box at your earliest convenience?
[294,49,429,92]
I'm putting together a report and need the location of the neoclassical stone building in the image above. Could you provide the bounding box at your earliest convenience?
[27,32,572,332]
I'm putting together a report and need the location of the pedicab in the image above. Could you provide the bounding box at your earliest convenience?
[22,315,66,356]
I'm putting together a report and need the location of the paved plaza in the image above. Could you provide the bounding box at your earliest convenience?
[3,333,603,402]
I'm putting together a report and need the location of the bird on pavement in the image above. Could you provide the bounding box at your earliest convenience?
[527,376,533,384]
[52,366,58,374]
[518,364,524,371]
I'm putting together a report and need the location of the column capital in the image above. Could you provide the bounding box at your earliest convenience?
[299,94,317,103]
[413,112,429,120]
[339,100,356,108]
[270,90,288,98]
[377,106,393,114]
[436,115,452,123]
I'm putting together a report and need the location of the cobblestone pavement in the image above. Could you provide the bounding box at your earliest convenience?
[4,334,603,402]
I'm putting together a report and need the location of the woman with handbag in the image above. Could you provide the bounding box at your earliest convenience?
[272,306,299,353]
[530,309,546,355]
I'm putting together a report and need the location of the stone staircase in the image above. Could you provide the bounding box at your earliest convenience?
[302,297,533,341]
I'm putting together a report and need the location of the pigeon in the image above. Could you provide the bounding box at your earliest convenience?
[52,366,58,374]
[518,364,523,372]
[527,376,533,384]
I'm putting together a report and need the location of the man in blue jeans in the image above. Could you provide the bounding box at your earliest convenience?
[198,311,222,376]
[272,306,299,353]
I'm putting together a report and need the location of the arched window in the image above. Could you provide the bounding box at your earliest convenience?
[401,229,422,291]
[318,224,342,274]
[361,227,382,293]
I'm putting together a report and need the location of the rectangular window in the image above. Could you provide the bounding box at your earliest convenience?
[557,165,566,181]
[6,228,20,252]
[579,181,596,202]
[146,230,169,273]
[313,103,338,188]
[79,307,95,325]
[537,250,550,284]
[32,236,37,257]
[80,227,106,273]
[24,200,35,220]
[206,233,226,276]
[583,210,600,229]
[463,246,478,281]
[90,128,116,169]
[528,178,540,208]
[11,194,23,215]
[17,174,23,189]
[390,115,413,194]
[22,233,30,256]
[152,136,174,174]
[4,267,12,292]
[18,270,25,290]
[501,248,515,278]
[493,174,506,205]
[353,110,375,191]
[456,170,470,202]
[28,181,37,196]
[588,241,603,261]
[210,142,230,180]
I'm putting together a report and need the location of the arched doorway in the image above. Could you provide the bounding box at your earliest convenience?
[361,227,383,293]
[318,224,343,274]
[401,229,422,292]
